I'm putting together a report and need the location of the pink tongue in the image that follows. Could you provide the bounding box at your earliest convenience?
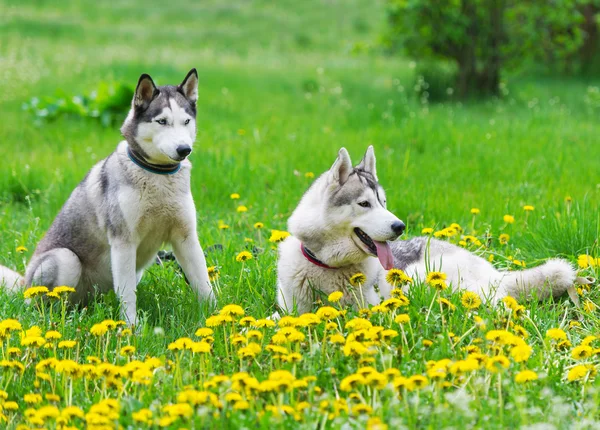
[374,241,394,270]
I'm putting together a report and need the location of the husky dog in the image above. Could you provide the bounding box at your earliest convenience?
[276,146,575,315]
[0,69,214,324]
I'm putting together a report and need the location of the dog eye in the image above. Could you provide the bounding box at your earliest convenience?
[358,201,371,208]
[156,119,167,125]
[184,119,190,125]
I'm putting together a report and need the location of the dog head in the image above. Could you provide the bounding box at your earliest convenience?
[121,69,198,164]
[288,146,405,269]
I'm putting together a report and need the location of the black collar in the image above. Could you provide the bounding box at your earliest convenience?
[301,243,336,269]
[127,147,181,175]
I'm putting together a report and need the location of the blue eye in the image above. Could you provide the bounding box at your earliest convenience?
[156,119,167,125]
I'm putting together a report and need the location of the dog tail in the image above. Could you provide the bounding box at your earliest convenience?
[497,258,576,301]
[0,265,24,292]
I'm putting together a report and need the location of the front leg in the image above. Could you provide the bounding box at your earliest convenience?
[171,229,214,303]
[110,242,138,325]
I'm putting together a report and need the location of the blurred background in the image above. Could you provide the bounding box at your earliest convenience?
[0,0,599,267]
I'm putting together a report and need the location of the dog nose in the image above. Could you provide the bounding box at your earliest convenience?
[391,221,406,236]
[176,145,192,158]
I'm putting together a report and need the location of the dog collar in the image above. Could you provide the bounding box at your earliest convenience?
[301,243,336,269]
[127,147,181,175]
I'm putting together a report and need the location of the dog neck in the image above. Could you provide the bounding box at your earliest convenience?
[127,146,181,175]
[300,243,337,269]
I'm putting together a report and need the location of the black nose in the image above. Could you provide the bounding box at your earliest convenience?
[176,145,192,157]
[391,221,406,235]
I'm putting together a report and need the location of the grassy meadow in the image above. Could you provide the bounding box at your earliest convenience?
[0,0,599,428]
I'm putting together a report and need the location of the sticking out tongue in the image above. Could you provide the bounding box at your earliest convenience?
[374,241,394,270]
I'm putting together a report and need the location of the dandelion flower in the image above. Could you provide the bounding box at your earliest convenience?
[426,271,447,284]
[386,269,412,287]
[254,222,264,229]
[515,370,538,383]
[546,328,567,341]
[230,193,240,199]
[207,266,219,281]
[421,227,433,234]
[510,344,532,362]
[567,364,596,382]
[24,286,49,299]
[269,230,290,243]
[305,172,315,178]
[572,345,593,360]
[503,215,515,224]
[395,314,410,325]
[236,205,248,213]
[16,246,28,253]
[461,291,481,309]
[328,291,343,302]
[583,300,597,313]
[523,205,534,211]
[499,234,510,245]
[53,286,76,295]
[235,251,253,262]
[471,208,480,215]
[220,304,245,317]
[349,273,366,287]
[486,355,510,373]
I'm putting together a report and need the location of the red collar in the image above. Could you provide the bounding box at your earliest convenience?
[300,243,336,269]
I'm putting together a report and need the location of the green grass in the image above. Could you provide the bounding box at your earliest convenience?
[0,0,599,428]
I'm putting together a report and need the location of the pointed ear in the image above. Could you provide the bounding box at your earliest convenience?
[330,147,352,184]
[134,74,159,110]
[178,68,198,103]
[356,145,377,181]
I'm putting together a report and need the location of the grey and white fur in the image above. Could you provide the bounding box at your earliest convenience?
[0,69,214,324]
[276,146,576,315]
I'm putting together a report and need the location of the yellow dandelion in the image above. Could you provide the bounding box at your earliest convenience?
[24,286,49,299]
[572,345,593,360]
[386,269,412,287]
[421,227,434,234]
[515,370,538,383]
[305,172,315,178]
[269,229,291,243]
[567,364,596,382]
[499,234,510,245]
[395,314,410,325]
[53,286,76,295]
[583,300,597,313]
[207,266,219,281]
[546,328,567,341]
[328,291,343,302]
[230,193,240,199]
[236,205,248,213]
[503,215,515,224]
[461,291,481,309]
[349,273,367,287]
[16,246,28,253]
[120,345,136,356]
[235,251,253,262]
[471,208,480,215]
[220,304,245,317]
[523,205,534,212]
[426,271,447,284]
[254,222,264,229]
[486,355,510,373]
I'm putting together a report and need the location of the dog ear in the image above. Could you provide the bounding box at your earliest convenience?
[356,145,377,181]
[331,148,352,184]
[178,68,198,103]
[134,74,159,110]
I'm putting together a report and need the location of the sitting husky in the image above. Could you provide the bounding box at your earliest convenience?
[276,146,575,314]
[1,69,214,323]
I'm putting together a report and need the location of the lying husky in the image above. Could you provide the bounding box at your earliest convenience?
[1,69,214,323]
[276,146,575,314]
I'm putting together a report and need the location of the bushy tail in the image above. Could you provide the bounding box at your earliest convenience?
[0,265,24,292]
[498,259,576,301]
